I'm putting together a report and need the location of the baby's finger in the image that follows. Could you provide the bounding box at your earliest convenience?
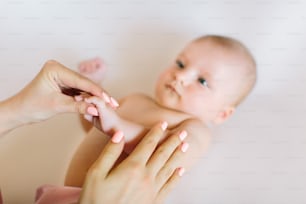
[77,101,99,116]
[56,95,96,115]
[101,92,119,109]
[85,96,106,112]
[89,131,125,178]
[147,130,187,176]
[127,122,167,165]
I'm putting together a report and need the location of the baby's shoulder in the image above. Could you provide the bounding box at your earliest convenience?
[175,118,212,141]
[179,118,210,131]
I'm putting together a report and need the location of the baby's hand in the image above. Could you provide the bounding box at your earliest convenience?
[74,90,118,110]
[83,95,120,135]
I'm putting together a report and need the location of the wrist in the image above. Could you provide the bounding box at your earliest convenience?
[0,97,25,136]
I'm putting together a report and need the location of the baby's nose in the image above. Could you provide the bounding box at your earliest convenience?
[175,69,196,86]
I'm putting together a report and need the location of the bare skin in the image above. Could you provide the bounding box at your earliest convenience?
[80,123,187,204]
[0,60,109,136]
[35,123,187,204]
[66,36,255,188]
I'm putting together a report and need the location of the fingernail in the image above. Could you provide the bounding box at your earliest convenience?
[181,142,189,153]
[179,130,187,141]
[87,107,99,116]
[74,95,83,102]
[84,114,93,122]
[178,167,185,177]
[112,131,124,143]
[161,121,168,131]
[102,92,111,103]
[110,97,119,107]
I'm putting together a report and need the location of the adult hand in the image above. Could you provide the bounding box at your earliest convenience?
[80,122,188,204]
[0,60,112,135]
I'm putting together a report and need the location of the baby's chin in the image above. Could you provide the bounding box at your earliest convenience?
[156,99,194,116]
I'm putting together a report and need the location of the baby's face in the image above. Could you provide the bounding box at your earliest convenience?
[155,40,242,123]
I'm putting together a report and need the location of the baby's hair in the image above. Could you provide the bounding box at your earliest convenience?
[195,35,257,106]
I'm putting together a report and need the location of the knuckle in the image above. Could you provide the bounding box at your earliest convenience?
[143,174,154,185]
[45,59,58,65]
[160,166,175,180]
[155,147,167,158]
[126,161,143,175]
[144,137,157,147]
[43,59,58,70]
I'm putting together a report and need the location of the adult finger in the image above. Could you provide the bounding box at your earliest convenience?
[155,168,184,204]
[84,96,106,112]
[44,60,104,97]
[82,96,106,131]
[54,95,98,115]
[127,122,168,165]
[147,130,187,176]
[89,131,125,177]
[155,142,188,190]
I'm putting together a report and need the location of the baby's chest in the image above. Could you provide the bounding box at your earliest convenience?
[117,97,189,127]
[118,102,162,126]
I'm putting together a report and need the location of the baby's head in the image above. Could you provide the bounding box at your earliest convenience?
[155,35,257,125]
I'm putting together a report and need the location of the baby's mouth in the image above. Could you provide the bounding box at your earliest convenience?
[166,83,180,96]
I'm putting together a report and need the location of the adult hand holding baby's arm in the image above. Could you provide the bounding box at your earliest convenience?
[83,96,149,152]
[0,60,111,135]
[80,122,187,204]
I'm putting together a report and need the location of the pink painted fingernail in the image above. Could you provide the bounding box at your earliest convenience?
[161,121,168,131]
[112,131,124,143]
[179,130,187,141]
[87,107,99,116]
[181,142,189,153]
[178,167,185,177]
[110,97,119,107]
[102,92,111,103]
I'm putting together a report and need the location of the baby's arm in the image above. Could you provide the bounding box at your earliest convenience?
[65,127,110,187]
[169,119,212,170]
[84,96,152,153]
[65,116,211,187]
[66,96,152,186]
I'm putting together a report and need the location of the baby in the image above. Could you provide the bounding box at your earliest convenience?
[65,35,257,187]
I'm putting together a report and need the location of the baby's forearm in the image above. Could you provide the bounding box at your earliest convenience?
[88,96,148,146]
[108,117,149,153]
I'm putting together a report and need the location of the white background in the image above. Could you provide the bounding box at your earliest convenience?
[0,0,306,203]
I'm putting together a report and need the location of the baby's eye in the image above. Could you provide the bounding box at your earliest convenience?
[176,60,184,69]
[198,78,208,87]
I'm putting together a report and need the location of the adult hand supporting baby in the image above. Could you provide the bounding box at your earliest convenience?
[79,122,186,204]
[0,60,109,136]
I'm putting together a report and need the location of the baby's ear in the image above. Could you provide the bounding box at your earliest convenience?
[213,106,235,124]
